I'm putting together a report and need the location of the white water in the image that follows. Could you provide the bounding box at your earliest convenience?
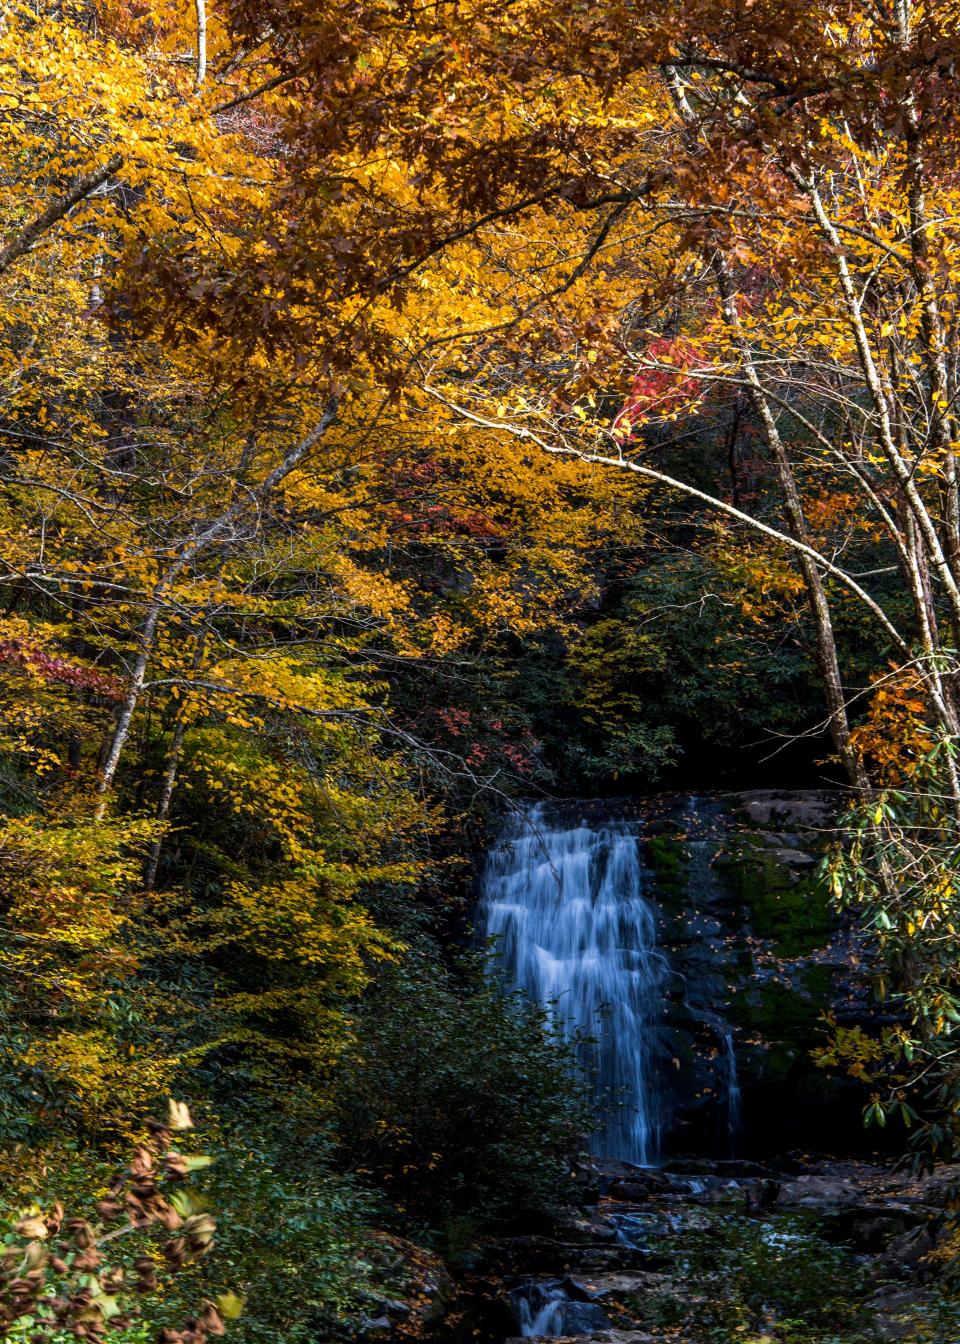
[511,1281,609,1338]
[516,1282,565,1337]
[480,804,666,1165]
[720,1028,742,1149]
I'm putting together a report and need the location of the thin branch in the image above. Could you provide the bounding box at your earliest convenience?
[423,384,910,656]
[0,154,123,276]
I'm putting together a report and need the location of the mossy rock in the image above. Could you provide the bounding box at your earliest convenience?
[720,835,833,956]
[731,975,831,1035]
[645,834,689,899]
[729,974,833,1082]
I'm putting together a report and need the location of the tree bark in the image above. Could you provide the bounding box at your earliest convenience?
[194,0,207,86]
[93,396,339,817]
[802,180,960,636]
[144,631,207,890]
[0,154,123,276]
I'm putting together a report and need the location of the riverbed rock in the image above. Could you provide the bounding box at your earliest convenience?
[777,1173,860,1209]
[606,1179,657,1202]
[503,1334,659,1344]
[565,1271,675,1300]
[665,1157,775,1178]
[819,1203,927,1251]
[486,1155,957,1344]
[507,1279,611,1336]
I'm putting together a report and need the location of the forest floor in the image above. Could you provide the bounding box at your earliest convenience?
[453,1156,960,1344]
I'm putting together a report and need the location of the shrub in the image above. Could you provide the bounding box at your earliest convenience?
[157,1144,381,1344]
[0,1102,227,1344]
[335,954,591,1244]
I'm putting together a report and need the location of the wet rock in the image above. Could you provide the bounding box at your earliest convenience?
[569,1217,617,1242]
[819,1204,927,1252]
[569,1248,624,1271]
[507,1278,611,1336]
[592,1158,650,1181]
[605,1208,677,1251]
[777,1173,860,1209]
[665,1157,775,1179]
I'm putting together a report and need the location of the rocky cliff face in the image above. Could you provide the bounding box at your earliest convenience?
[639,790,878,1156]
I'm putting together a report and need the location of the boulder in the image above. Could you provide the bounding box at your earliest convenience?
[878,1223,939,1276]
[606,1180,655,1202]
[359,1316,392,1339]
[665,1157,775,1179]
[777,1173,860,1209]
[734,789,837,828]
[565,1271,674,1300]
[819,1204,927,1252]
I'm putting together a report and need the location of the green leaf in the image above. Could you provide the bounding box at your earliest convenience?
[170,1189,196,1216]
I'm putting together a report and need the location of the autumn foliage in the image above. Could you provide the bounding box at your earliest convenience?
[8,0,960,1335]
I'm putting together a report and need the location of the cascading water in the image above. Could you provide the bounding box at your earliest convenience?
[509,1282,609,1338]
[479,803,667,1165]
[720,1029,742,1151]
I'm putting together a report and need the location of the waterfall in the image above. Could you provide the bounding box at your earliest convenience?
[479,803,666,1166]
[720,1029,742,1152]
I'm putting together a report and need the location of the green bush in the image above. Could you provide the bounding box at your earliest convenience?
[152,1142,384,1344]
[0,1128,393,1344]
[334,954,591,1245]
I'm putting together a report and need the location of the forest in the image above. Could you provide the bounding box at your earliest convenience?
[5,2,960,1342]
